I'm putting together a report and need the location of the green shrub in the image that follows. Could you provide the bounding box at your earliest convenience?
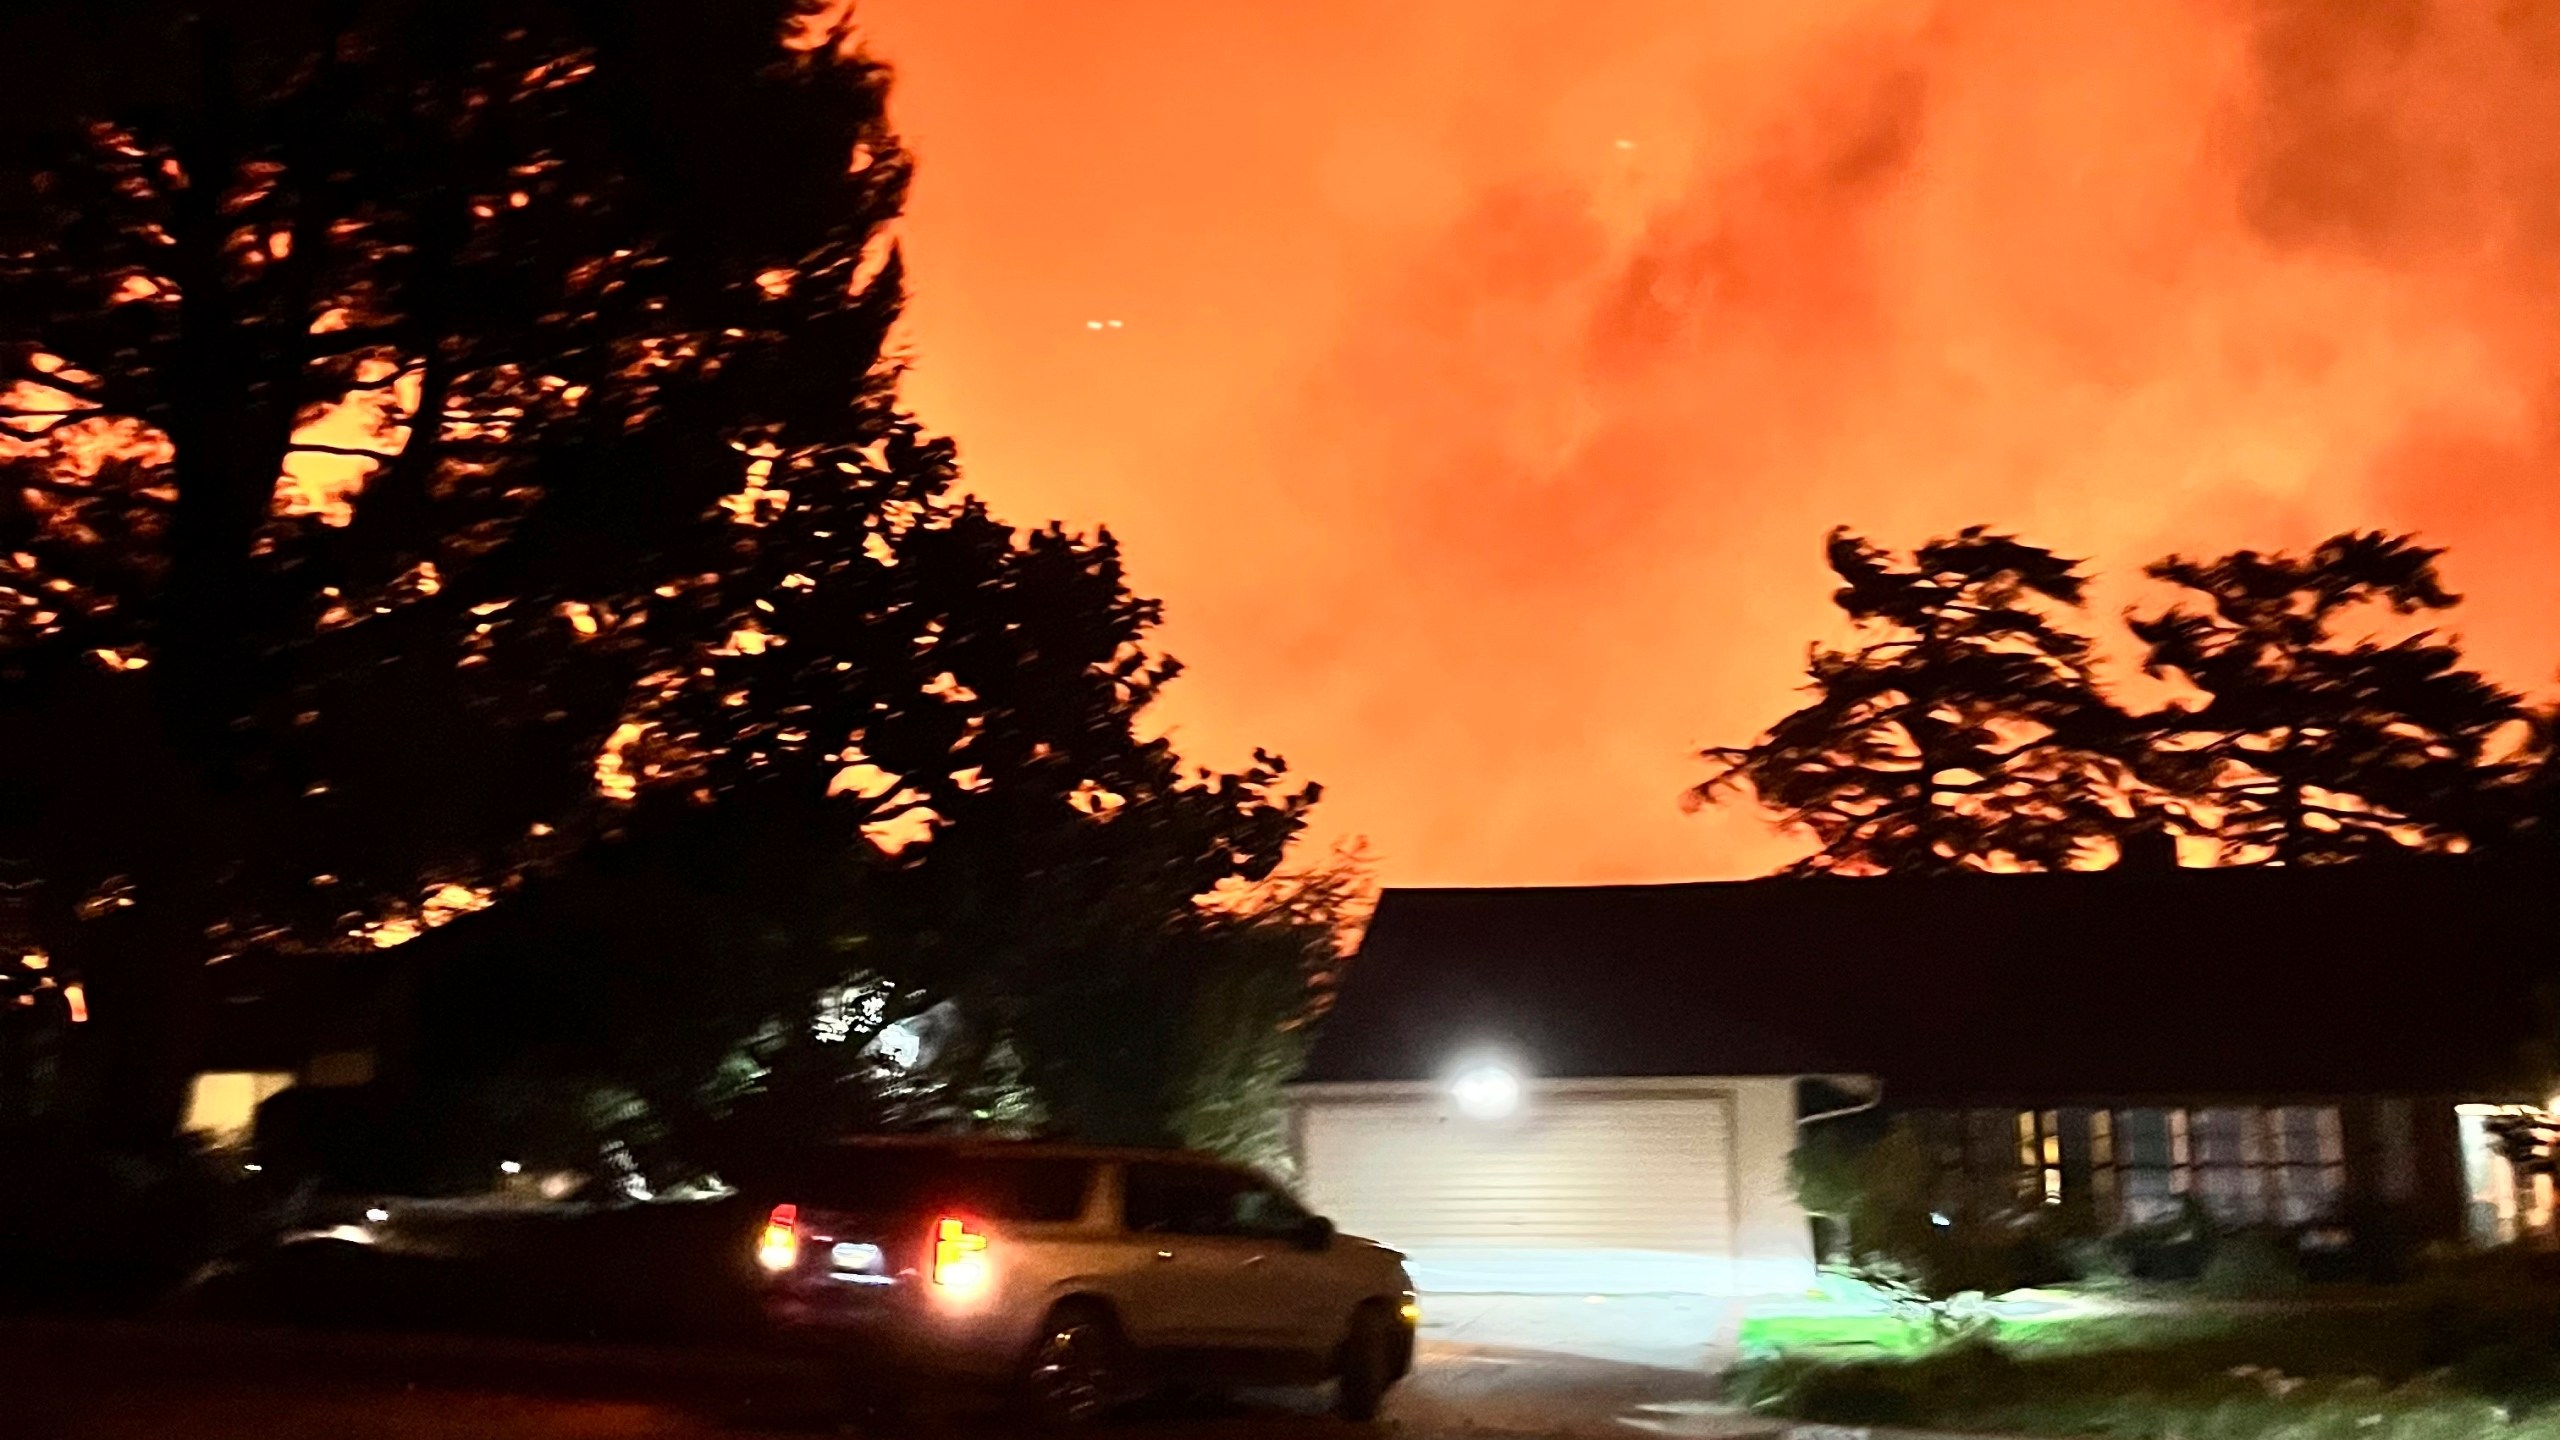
[1729,1338,2023,1427]
[2198,1228,2303,1299]
[2109,1198,2212,1281]
[2060,1233,2134,1287]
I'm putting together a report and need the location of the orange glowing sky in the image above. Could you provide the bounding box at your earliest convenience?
[859,0,2560,886]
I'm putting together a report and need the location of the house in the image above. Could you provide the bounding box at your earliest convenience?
[184,949,418,1148]
[1288,859,2560,1297]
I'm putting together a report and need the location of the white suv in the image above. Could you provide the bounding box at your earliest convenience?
[745,1136,1418,1422]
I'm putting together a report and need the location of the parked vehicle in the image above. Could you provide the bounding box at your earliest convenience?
[744,1136,1418,1422]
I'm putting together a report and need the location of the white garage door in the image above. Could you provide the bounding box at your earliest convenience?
[1297,1091,1736,1293]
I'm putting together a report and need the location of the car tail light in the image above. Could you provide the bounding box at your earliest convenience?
[756,1203,801,1273]
[930,1214,989,1292]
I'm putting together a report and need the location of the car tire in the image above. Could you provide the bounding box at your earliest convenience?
[266,1239,378,1326]
[1333,1303,1402,1422]
[1016,1298,1131,1427]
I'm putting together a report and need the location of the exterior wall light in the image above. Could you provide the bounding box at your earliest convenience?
[1451,1063,1523,1119]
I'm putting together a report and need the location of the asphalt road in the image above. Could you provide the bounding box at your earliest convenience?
[23,1382,1361,1440]
[8,1315,1770,1440]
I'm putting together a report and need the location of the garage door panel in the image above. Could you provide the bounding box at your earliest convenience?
[1298,1093,1735,1257]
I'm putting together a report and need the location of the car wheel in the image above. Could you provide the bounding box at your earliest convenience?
[1333,1303,1402,1422]
[1017,1299,1130,1426]
[266,1239,379,1326]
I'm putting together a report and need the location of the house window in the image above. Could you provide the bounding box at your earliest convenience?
[2015,1110,2062,1206]
[2089,1109,2117,1215]
[2113,1108,2191,1224]
[2189,1107,2262,1223]
[2103,1106,2344,1226]
[2267,1106,2346,1224]
[1924,1110,2050,1214]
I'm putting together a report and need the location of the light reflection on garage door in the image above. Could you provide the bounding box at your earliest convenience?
[1298,1092,1738,1294]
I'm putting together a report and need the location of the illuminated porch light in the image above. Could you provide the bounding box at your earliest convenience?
[1451,1063,1522,1119]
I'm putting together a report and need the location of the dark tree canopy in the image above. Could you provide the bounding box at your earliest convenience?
[1704,525,2539,877]
[2132,532,2525,865]
[0,1,1319,1146]
[1695,527,2133,876]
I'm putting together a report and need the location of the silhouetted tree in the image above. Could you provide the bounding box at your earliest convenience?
[0,2,1315,1146]
[1160,841,1371,1169]
[0,0,920,1136]
[1695,527,2134,874]
[2482,703,2560,857]
[2130,532,2525,865]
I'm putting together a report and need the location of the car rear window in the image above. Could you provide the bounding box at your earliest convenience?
[794,1151,1094,1223]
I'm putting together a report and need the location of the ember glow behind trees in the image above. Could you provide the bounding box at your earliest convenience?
[0,1,1315,1141]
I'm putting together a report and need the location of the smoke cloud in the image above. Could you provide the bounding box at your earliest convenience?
[862,0,2560,884]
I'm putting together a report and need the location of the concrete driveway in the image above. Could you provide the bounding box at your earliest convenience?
[1382,1292,1770,1439]
[1412,1292,1744,1369]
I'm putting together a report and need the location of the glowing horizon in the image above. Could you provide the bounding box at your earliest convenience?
[866,0,2560,886]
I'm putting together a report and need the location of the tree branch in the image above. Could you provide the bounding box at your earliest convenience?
[330,363,425,394]
[288,441,404,462]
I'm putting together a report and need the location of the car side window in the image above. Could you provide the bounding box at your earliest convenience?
[1123,1163,1308,1239]
[1123,1163,1244,1236]
[1229,1181,1310,1240]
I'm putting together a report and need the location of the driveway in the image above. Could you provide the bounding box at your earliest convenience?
[1385,1292,1767,1439]
[1413,1292,1744,1370]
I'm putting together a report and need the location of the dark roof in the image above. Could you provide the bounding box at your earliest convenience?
[1300,860,2560,1103]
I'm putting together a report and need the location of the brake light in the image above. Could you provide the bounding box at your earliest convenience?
[931,1214,989,1292]
[756,1203,801,1273]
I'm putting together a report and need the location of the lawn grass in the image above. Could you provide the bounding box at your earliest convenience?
[1737,1308,2234,1358]
[1731,1266,2560,1440]
[1961,1376,2560,1440]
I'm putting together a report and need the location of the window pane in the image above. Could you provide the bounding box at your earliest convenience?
[1123,1164,1252,1236]
[2193,1164,2258,1224]
[1233,1185,1309,1239]
[2270,1107,2339,1166]
[2119,1110,2175,1168]
[2273,1164,2344,1225]
[2191,1108,2252,1166]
